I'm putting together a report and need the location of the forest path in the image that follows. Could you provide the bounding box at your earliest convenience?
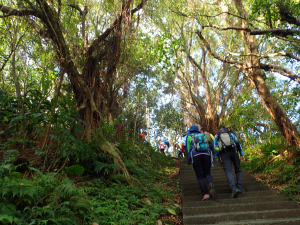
[180,160,300,224]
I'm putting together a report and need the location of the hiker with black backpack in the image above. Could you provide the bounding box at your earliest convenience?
[214,126,245,198]
[185,125,216,201]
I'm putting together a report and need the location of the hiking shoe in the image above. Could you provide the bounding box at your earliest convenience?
[209,183,216,199]
[231,188,240,198]
[202,194,210,201]
[237,188,245,193]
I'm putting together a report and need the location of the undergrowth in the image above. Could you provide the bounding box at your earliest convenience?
[0,143,179,224]
[0,90,180,224]
[242,138,300,202]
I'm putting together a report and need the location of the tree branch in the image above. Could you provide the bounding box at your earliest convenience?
[0,4,42,18]
[196,30,243,67]
[68,3,83,16]
[0,33,25,73]
[227,51,300,62]
[250,29,299,36]
[87,0,148,56]
[278,4,300,26]
[188,55,203,74]
[260,64,300,84]
[202,24,299,37]
[202,24,251,32]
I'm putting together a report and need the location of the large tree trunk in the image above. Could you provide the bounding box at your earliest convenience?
[234,0,300,147]
[0,0,148,178]
[11,40,21,99]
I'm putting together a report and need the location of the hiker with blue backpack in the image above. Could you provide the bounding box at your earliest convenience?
[200,127,216,162]
[214,126,245,198]
[185,125,216,201]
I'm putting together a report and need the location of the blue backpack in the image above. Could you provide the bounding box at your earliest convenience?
[190,133,209,152]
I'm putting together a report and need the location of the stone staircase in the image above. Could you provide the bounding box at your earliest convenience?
[180,161,300,224]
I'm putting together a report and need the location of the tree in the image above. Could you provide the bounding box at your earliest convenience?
[0,0,148,138]
[167,0,300,146]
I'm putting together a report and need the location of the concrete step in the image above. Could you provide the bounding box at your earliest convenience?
[181,177,259,185]
[183,190,282,202]
[182,195,289,208]
[182,185,271,195]
[211,217,300,225]
[183,201,299,215]
[181,180,266,189]
[180,159,300,224]
[183,209,300,224]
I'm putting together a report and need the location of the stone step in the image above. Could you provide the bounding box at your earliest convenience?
[182,184,270,195]
[182,194,289,208]
[181,180,265,189]
[180,175,257,181]
[180,159,300,224]
[183,208,300,224]
[181,176,258,184]
[183,201,299,215]
[183,190,281,201]
[211,217,300,225]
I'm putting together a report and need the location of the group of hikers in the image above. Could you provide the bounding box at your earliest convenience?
[158,139,170,155]
[181,125,245,201]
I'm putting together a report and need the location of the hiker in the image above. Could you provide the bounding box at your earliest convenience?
[200,128,216,162]
[214,125,245,198]
[159,140,165,155]
[176,142,184,158]
[174,142,181,157]
[164,140,170,152]
[186,125,216,201]
[181,133,187,158]
[139,133,145,140]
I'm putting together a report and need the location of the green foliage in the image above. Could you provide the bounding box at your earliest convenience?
[242,140,300,200]
[0,121,178,224]
[66,165,85,175]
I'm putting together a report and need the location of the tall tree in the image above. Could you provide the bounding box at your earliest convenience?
[194,0,300,147]
[0,0,148,139]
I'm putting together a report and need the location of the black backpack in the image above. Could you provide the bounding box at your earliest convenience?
[216,128,236,151]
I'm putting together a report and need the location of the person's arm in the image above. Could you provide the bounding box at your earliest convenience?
[231,134,244,156]
[231,133,245,162]
[214,135,223,166]
[187,135,194,154]
[214,135,220,161]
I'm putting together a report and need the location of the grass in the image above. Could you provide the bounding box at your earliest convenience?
[241,141,300,203]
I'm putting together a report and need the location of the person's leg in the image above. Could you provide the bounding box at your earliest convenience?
[220,152,236,191]
[192,156,208,196]
[209,143,216,162]
[178,151,182,158]
[231,151,243,190]
[202,155,213,184]
[202,154,216,198]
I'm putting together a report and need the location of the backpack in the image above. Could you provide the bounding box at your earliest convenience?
[216,128,236,151]
[190,133,209,152]
[204,132,213,144]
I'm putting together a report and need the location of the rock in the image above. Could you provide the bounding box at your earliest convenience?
[142,198,152,205]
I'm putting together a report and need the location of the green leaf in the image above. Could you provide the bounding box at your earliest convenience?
[66,165,85,175]
[167,208,176,215]
[0,214,13,223]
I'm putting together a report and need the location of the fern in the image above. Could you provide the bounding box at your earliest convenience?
[93,160,117,175]
[55,179,77,199]
[0,177,40,204]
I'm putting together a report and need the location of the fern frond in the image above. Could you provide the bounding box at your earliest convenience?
[55,179,76,198]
